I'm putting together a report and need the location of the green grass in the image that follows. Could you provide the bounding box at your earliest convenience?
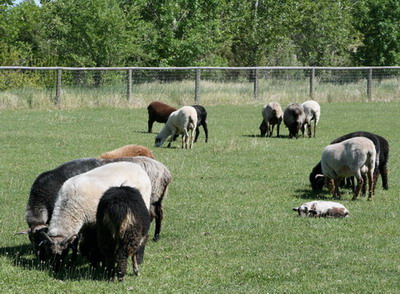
[0,102,400,293]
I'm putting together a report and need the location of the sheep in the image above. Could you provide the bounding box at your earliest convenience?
[259,102,283,137]
[321,137,376,200]
[293,201,349,218]
[96,186,151,281]
[309,131,389,192]
[155,106,198,149]
[40,162,152,271]
[99,144,155,159]
[192,105,209,143]
[147,101,177,133]
[283,103,306,138]
[20,158,103,259]
[301,100,320,138]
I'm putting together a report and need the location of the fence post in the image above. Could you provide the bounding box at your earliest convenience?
[254,68,259,100]
[310,67,315,99]
[55,68,62,106]
[195,69,201,104]
[367,68,372,101]
[127,69,132,102]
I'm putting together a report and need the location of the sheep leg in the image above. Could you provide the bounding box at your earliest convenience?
[307,124,312,138]
[333,178,341,199]
[189,127,196,148]
[380,165,388,190]
[361,174,367,196]
[368,169,375,200]
[352,176,363,201]
[194,127,200,143]
[148,119,154,133]
[116,247,129,281]
[153,203,163,242]
[202,122,208,143]
[167,129,177,148]
[270,125,275,137]
[313,120,316,138]
[276,123,280,137]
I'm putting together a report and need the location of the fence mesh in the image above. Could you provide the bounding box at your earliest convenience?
[0,67,399,109]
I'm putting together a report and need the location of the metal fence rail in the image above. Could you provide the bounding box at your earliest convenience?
[1,66,400,108]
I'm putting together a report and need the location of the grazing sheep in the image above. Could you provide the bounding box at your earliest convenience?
[259,102,283,137]
[283,103,306,138]
[40,162,152,271]
[321,137,376,200]
[192,105,209,143]
[96,186,151,281]
[310,131,389,192]
[155,106,198,149]
[99,144,155,159]
[293,201,349,218]
[147,101,177,133]
[20,158,103,259]
[301,100,321,138]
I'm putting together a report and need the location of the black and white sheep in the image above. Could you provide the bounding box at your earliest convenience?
[283,103,306,138]
[293,201,349,218]
[40,162,152,271]
[155,106,198,149]
[259,102,283,137]
[96,186,151,281]
[309,131,389,192]
[301,100,320,138]
[321,137,376,200]
[147,101,177,133]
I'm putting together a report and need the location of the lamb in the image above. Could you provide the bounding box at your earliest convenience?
[283,103,306,138]
[99,144,156,159]
[301,100,320,138]
[259,102,283,137]
[40,162,152,271]
[321,137,376,200]
[192,105,209,143]
[293,201,349,218]
[309,131,389,192]
[96,186,151,281]
[155,106,198,149]
[147,101,177,133]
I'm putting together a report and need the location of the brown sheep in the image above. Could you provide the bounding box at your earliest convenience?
[147,101,177,133]
[99,144,155,159]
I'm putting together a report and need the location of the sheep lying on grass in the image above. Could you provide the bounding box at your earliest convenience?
[310,131,389,193]
[283,103,305,138]
[40,162,151,271]
[155,106,198,149]
[321,137,376,200]
[99,144,155,159]
[293,201,349,218]
[96,186,150,281]
[259,102,283,137]
[147,101,177,133]
[301,100,320,138]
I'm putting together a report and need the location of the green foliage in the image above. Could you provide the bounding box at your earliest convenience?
[0,103,400,292]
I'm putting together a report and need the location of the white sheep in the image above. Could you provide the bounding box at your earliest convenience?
[41,162,152,270]
[293,201,349,218]
[155,106,198,149]
[301,100,321,138]
[259,102,283,137]
[321,137,376,200]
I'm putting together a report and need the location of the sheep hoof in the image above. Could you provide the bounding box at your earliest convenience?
[153,235,160,242]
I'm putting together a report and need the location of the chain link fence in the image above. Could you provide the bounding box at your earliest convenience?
[1,66,399,109]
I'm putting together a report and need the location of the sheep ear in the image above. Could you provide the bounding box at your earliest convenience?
[315,174,324,179]
[292,207,299,211]
[15,229,30,235]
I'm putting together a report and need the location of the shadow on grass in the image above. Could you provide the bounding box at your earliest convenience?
[0,242,111,281]
[293,188,333,200]
[242,134,295,139]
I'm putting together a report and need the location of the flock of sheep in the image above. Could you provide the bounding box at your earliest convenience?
[17,99,389,281]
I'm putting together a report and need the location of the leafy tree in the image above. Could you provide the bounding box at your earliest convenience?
[352,0,400,65]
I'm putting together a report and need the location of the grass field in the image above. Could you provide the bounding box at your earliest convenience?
[0,102,399,293]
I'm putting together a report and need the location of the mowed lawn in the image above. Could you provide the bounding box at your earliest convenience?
[0,102,399,293]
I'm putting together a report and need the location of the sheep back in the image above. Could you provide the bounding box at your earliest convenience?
[99,144,155,159]
[283,103,305,138]
[96,185,151,280]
